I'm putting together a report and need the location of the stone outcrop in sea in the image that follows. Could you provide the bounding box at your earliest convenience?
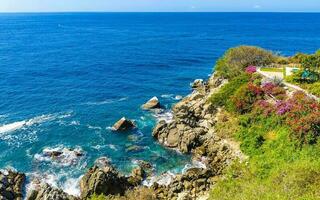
[80,160,150,199]
[142,96,161,110]
[112,117,136,131]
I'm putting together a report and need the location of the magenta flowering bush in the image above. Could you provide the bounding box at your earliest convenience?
[262,82,286,100]
[261,82,276,94]
[275,100,293,115]
[252,100,274,116]
[245,65,257,74]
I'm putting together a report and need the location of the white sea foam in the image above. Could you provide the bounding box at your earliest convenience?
[26,172,82,197]
[34,146,85,167]
[161,94,183,101]
[70,120,80,126]
[152,110,173,123]
[85,97,128,105]
[161,94,174,98]
[107,144,118,151]
[143,171,175,187]
[182,158,207,174]
[87,125,102,130]
[62,177,81,196]
[0,112,72,135]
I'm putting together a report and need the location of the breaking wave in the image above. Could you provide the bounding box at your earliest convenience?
[34,145,85,167]
[84,97,128,106]
[0,112,72,135]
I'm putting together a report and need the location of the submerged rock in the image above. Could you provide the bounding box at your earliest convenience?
[0,170,25,200]
[142,97,161,110]
[80,164,130,199]
[112,117,136,131]
[35,146,85,167]
[125,145,144,153]
[27,183,77,200]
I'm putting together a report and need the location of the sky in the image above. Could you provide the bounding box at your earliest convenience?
[0,0,320,12]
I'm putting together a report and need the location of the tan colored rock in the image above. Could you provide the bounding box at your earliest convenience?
[80,165,129,199]
[112,117,135,131]
[27,183,77,200]
[142,97,161,110]
[0,170,25,200]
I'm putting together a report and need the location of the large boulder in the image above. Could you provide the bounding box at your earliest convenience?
[80,164,129,199]
[112,117,135,131]
[27,183,77,200]
[142,97,161,110]
[0,170,25,200]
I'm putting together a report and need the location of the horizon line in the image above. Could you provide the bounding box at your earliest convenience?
[0,11,320,14]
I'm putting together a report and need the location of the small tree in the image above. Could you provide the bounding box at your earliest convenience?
[302,54,320,73]
[215,46,276,79]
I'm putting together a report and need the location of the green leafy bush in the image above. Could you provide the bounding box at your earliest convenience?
[215,46,276,79]
[89,188,156,200]
[209,73,249,107]
[227,82,264,114]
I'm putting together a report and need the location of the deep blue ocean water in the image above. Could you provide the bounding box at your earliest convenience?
[0,12,320,194]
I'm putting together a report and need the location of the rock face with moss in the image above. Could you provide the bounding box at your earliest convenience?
[0,170,25,200]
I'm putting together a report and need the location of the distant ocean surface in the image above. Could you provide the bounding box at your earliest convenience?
[0,12,320,195]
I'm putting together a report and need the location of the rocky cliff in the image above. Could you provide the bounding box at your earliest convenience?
[151,74,246,199]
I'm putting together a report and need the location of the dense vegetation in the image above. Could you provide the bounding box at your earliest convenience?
[215,46,276,79]
[209,46,320,200]
[285,49,320,96]
[90,188,156,200]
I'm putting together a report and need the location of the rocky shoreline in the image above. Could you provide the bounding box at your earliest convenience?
[0,73,246,200]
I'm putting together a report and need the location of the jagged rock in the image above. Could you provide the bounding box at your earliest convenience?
[94,157,111,168]
[112,117,135,131]
[136,160,153,176]
[0,170,25,200]
[27,183,77,200]
[127,167,145,186]
[142,97,161,110]
[191,79,204,89]
[80,164,129,199]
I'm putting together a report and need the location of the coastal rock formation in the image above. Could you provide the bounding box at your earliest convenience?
[152,76,224,153]
[151,74,246,199]
[80,164,130,199]
[0,170,25,200]
[27,183,77,200]
[112,117,136,131]
[142,96,161,110]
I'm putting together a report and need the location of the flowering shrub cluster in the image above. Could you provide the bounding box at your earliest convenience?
[245,65,257,74]
[262,82,286,100]
[282,92,320,144]
[252,100,274,116]
[230,83,264,114]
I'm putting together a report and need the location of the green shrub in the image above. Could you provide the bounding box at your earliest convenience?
[89,188,156,200]
[227,82,264,114]
[215,46,276,79]
[210,73,249,107]
[305,82,320,96]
